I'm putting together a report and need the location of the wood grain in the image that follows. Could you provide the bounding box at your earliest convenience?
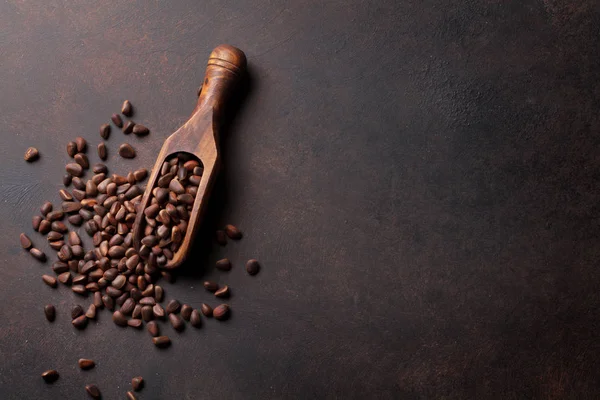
[132,45,247,268]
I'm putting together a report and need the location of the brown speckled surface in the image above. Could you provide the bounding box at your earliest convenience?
[1,1,600,399]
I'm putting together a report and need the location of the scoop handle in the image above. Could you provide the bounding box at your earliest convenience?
[194,44,247,119]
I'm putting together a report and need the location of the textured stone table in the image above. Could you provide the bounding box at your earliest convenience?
[1,1,600,398]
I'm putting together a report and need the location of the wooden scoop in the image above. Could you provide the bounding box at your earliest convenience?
[132,44,247,268]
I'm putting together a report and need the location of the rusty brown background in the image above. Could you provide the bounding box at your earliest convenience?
[2,1,600,399]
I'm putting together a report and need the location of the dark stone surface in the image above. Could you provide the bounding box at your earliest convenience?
[1,0,600,398]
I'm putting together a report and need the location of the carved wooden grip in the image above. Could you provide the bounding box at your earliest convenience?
[196,44,247,116]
